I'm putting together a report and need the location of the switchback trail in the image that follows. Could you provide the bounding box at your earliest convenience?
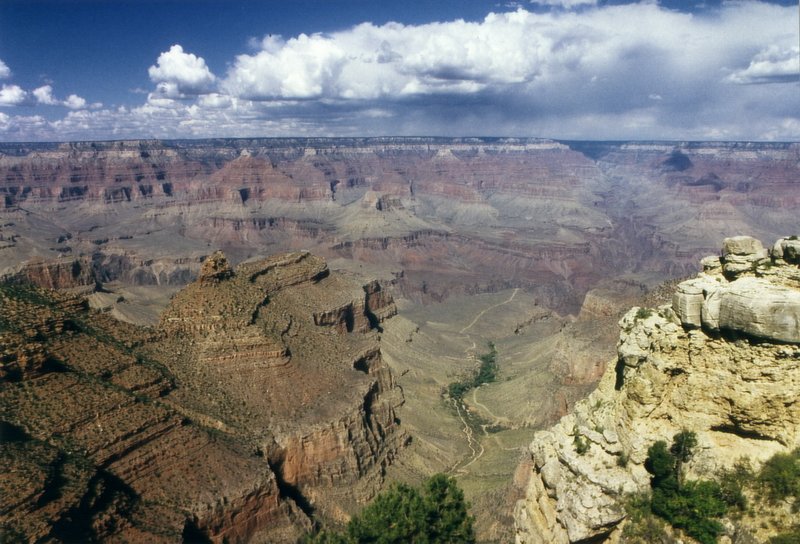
[450,288,521,473]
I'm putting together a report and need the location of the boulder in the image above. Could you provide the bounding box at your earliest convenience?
[673,277,720,328]
[716,277,800,343]
[772,237,800,264]
[722,236,764,256]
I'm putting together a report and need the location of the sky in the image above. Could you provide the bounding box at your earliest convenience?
[0,0,798,142]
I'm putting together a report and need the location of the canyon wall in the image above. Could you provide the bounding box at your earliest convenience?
[0,250,404,542]
[514,236,800,542]
[2,138,797,311]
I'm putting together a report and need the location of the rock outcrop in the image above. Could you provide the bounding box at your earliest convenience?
[672,235,800,343]
[515,236,800,543]
[1,250,404,542]
[156,250,405,522]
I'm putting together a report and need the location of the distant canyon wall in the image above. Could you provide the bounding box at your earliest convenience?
[1,138,798,310]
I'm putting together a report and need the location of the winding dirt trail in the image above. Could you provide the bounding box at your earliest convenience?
[459,288,519,334]
[450,288,521,473]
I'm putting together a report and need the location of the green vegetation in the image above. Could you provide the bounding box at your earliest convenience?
[644,431,727,544]
[573,434,590,455]
[759,448,800,506]
[572,425,590,455]
[717,458,753,512]
[771,526,800,544]
[635,307,653,320]
[627,435,800,543]
[307,474,475,543]
[447,342,498,402]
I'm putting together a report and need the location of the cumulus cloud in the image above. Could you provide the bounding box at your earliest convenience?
[727,45,799,84]
[0,84,27,107]
[148,44,216,97]
[64,94,87,109]
[529,0,597,8]
[33,84,96,109]
[1,3,798,141]
[220,4,796,108]
[0,59,10,79]
[33,85,59,105]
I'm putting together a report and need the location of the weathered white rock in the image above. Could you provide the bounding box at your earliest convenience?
[515,237,800,543]
[672,276,720,328]
[722,235,764,256]
[717,277,800,343]
[772,237,800,264]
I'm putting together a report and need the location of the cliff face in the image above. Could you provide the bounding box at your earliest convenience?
[3,138,798,310]
[155,250,405,522]
[0,284,308,543]
[514,236,800,543]
[1,250,404,542]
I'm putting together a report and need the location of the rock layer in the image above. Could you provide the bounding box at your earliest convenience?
[3,139,798,310]
[1,250,404,542]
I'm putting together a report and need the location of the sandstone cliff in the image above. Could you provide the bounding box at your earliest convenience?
[155,250,405,523]
[514,236,800,543]
[1,250,404,542]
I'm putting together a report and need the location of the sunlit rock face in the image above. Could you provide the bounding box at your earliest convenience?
[514,236,800,543]
[0,250,404,542]
[2,139,798,312]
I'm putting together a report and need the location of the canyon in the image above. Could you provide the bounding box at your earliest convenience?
[1,138,799,542]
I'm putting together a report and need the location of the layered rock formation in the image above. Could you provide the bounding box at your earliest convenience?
[514,236,800,543]
[154,250,405,522]
[1,250,404,542]
[2,139,798,311]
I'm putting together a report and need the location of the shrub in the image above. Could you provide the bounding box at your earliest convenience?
[770,526,800,544]
[759,449,800,503]
[307,474,475,544]
[574,435,590,455]
[718,458,753,511]
[645,440,677,491]
[643,432,727,544]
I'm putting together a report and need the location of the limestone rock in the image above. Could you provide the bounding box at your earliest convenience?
[671,237,800,343]
[772,236,800,264]
[672,276,721,328]
[515,237,800,543]
[716,277,800,343]
[722,235,764,257]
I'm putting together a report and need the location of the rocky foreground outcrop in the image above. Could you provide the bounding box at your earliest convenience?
[514,236,800,543]
[1,251,404,542]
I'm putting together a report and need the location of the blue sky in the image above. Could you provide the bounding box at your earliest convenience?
[0,0,798,141]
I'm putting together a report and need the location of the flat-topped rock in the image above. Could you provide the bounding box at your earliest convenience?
[709,277,800,343]
[722,235,764,256]
[673,236,800,343]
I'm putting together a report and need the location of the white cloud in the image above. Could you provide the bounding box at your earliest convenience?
[224,4,773,105]
[0,84,27,107]
[148,44,216,96]
[33,85,59,105]
[529,0,597,8]
[198,93,233,109]
[727,45,799,84]
[33,84,95,109]
[64,94,87,109]
[0,59,10,79]
[1,3,798,141]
